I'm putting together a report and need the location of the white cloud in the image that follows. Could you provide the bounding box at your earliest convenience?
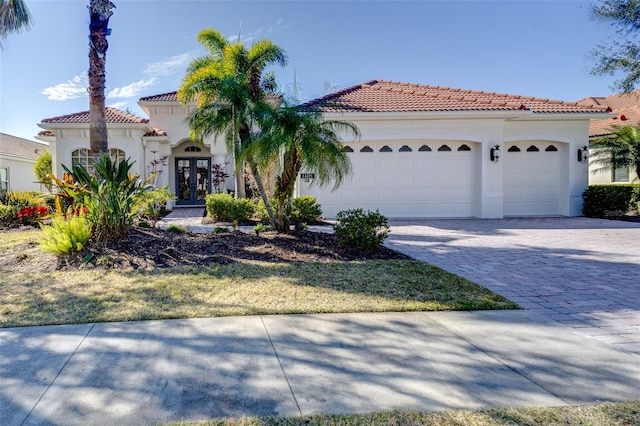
[107,78,157,99]
[107,101,129,110]
[41,74,87,101]
[143,52,194,77]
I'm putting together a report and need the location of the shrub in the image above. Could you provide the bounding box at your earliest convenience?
[291,196,322,224]
[167,224,186,233]
[255,198,279,223]
[134,185,175,227]
[0,204,20,228]
[582,184,640,217]
[333,208,390,249]
[253,223,272,235]
[40,215,92,255]
[206,193,256,222]
[206,193,234,220]
[632,186,640,211]
[34,151,53,191]
[0,191,48,227]
[3,191,46,209]
[230,198,256,222]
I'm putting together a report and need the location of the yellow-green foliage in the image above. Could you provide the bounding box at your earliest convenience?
[40,215,93,255]
[3,191,46,208]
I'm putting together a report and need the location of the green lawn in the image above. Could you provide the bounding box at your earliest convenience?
[0,229,516,327]
[170,401,640,426]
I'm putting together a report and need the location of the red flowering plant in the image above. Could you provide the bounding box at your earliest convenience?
[17,205,48,225]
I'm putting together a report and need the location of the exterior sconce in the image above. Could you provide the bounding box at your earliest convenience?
[577,146,589,163]
[490,145,501,163]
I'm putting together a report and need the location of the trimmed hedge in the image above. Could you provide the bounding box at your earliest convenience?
[582,184,640,218]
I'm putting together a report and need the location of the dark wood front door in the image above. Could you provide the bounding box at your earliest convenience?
[175,158,210,205]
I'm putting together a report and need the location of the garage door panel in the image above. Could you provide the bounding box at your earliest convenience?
[504,142,562,216]
[302,141,477,218]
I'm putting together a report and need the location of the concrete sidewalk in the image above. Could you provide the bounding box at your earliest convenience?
[2,311,639,425]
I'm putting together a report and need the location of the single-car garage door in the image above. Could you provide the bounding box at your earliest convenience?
[503,141,563,216]
[300,141,477,218]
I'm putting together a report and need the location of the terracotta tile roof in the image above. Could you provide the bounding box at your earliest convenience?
[0,132,48,160]
[144,128,168,137]
[302,80,611,114]
[37,130,54,137]
[579,91,640,137]
[41,107,149,124]
[139,91,178,102]
[577,90,640,110]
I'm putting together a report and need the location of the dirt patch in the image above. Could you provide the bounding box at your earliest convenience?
[1,226,408,272]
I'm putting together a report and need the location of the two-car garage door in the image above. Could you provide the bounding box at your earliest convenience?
[301,140,564,218]
[302,141,476,218]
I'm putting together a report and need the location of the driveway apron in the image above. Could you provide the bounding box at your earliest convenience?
[385,217,640,354]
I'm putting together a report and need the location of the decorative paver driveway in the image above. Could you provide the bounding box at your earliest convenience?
[385,217,640,354]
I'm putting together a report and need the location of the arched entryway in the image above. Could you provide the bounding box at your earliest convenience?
[173,141,211,206]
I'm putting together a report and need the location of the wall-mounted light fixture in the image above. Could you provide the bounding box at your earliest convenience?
[577,146,589,163]
[490,144,501,163]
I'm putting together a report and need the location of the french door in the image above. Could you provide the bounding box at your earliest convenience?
[175,158,211,205]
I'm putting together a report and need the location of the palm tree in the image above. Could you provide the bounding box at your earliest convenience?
[0,0,32,45]
[590,123,640,181]
[88,0,115,155]
[248,101,359,231]
[178,27,286,202]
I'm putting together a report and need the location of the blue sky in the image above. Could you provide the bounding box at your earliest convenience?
[0,0,621,142]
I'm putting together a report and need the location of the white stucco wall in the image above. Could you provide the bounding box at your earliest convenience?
[0,156,41,192]
[299,111,594,218]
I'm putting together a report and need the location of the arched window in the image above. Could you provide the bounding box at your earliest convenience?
[418,145,432,152]
[71,148,126,174]
[343,145,354,153]
[508,146,521,152]
[185,146,202,152]
[379,145,393,152]
[545,145,558,152]
[438,144,452,152]
[526,145,540,152]
[360,145,373,153]
[399,145,412,152]
[457,144,471,151]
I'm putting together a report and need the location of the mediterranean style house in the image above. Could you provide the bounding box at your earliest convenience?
[578,91,640,184]
[37,80,611,218]
[0,132,49,193]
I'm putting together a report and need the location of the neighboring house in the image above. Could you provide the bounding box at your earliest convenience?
[578,91,640,184]
[0,132,49,193]
[38,79,610,218]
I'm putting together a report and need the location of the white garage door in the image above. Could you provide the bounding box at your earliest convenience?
[503,142,562,216]
[301,141,476,218]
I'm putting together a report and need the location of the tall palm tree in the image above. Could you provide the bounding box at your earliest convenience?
[178,27,286,202]
[88,0,115,155]
[0,0,32,45]
[590,123,640,181]
[248,101,359,231]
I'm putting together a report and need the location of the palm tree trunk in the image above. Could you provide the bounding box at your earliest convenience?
[248,161,277,229]
[88,0,115,156]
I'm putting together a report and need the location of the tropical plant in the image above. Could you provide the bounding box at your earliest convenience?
[211,161,230,193]
[177,27,286,227]
[40,214,92,255]
[0,0,33,46]
[88,0,115,154]
[34,151,53,191]
[247,101,359,231]
[590,124,640,181]
[59,153,150,242]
